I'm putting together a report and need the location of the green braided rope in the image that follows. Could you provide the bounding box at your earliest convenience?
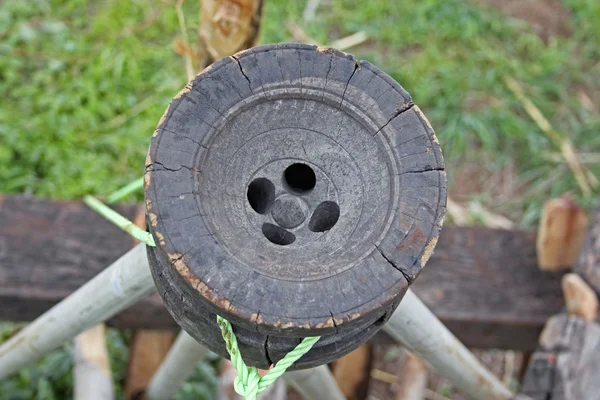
[83,195,155,246]
[107,177,145,204]
[86,180,321,399]
[217,316,320,400]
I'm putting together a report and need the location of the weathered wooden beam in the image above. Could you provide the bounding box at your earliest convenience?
[0,196,565,350]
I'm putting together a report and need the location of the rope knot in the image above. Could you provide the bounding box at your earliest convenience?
[217,315,320,400]
[233,366,261,399]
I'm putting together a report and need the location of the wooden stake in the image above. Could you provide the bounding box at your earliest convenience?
[198,0,263,68]
[395,351,428,400]
[562,273,599,321]
[74,324,114,400]
[331,344,371,400]
[125,329,175,399]
[536,196,588,270]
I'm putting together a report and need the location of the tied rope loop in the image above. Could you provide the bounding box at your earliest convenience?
[86,179,321,399]
[217,315,320,400]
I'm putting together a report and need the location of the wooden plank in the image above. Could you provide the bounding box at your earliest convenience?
[0,196,565,350]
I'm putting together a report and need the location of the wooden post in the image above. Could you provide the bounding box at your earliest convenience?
[146,42,445,370]
[385,289,513,400]
[536,196,588,270]
[561,273,598,321]
[0,244,154,379]
[331,345,371,400]
[145,330,210,400]
[198,0,263,67]
[125,329,175,399]
[283,365,346,400]
[395,351,428,400]
[73,324,114,400]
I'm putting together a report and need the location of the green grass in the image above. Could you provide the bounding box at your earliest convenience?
[0,0,599,398]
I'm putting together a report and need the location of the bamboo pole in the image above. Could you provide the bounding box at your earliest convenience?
[385,289,513,400]
[0,244,154,379]
[73,324,114,400]
[283,365,346,400]
[145,330,210,400]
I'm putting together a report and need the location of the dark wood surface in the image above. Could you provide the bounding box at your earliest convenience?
[412,226,565,351]
[520,314,600,400]
[144,44,446,367]
[0,195,565,350]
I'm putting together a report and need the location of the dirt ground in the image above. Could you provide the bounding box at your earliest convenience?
[474,0,571,42]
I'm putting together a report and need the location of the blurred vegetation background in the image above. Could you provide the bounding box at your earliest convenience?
[0,0,599,398]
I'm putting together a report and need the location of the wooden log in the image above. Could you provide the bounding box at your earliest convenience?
[561,273,598,322]
[73,324,114,400]
[536,196,588,271]
[217,360,286,400]
[145,43,445,368]
[520,314,600,400]
[0,196,565,351]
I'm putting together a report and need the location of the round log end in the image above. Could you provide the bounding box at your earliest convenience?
[145,43,446,368]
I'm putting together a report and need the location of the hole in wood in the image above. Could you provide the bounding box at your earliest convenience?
[283,163,316,195]
[309,201,340,232]
[247,178,275,214]
[262,223,296,245]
